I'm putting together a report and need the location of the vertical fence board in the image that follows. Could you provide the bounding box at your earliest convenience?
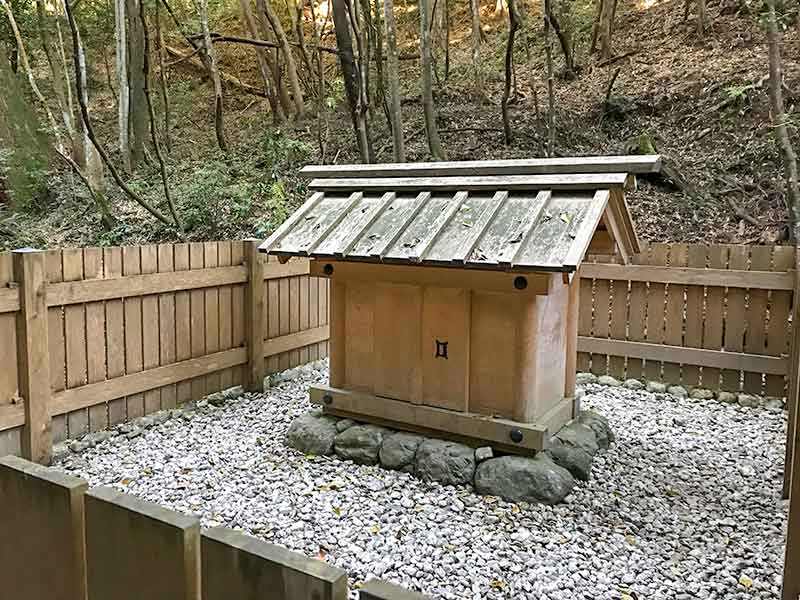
[608,276,628,379]
[189,243,207,400]
[158,244,178,410]
[64,249,88,438]
[218,241,233,390]
[123,247,145,419]
[289,276,301,368]
[174,244,192,405]
[266,272,280,375]
[701,245,728,390]
[682,245,706,388]
[299,276,310,364]
[0,253,19,432]
[744,246,772,394]
[104,247,127,426]
[309,277,321,363]
[662,243,687,385]
[723,246,748,391]
[625,245,648,380]
[141,246,161,414]
[46,250,68,442]
[590,256,610,376]
[84,248,108,432]
[576,275,592,373]
[320,278,330,357]
[204,242,221,394]
[767,247,794,397]
[278,276,291,371]
[231,241,246,386]
[644,244,669,381]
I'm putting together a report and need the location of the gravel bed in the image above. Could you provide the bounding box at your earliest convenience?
[56,362,789,600]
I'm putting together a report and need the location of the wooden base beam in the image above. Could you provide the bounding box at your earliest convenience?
[310,385,562,451]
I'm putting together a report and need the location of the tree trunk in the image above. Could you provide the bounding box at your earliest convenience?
[115,0,131,170]
[35,0,73,137]
[469,0,486,102]
[544,0,555,155]
[255,0,293,116]
[358,0,374,119]
[382,0,404,161]
[419,0,446,159]
[64,0,174,227]
[548,9,574,76]
[240,0,284,123]
[597,0,615,60]
[76,34,106,191]
[155,0,172,152]
[140,0,182,230]
[696,0,706,38]
[293,0,313,78]
[126,0,148,168]
[332,0,371,161]
[502,0,520,145]
[309,0,328,161]
[261,0,305,122]
[194,0,228,151]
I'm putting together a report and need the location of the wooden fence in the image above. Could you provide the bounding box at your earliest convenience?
[0,455,426,600]
[0,240,329,463]
[578,242,794,396]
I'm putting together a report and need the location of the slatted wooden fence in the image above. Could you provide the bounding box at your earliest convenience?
[0,241,329,463]
[0,455,426,600]
[577,243,794,396]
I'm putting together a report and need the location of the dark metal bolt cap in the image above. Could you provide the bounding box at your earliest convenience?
[323,263,334,276]
[513,276,528,290]
[509,428,523,443]
[322,394,333,405]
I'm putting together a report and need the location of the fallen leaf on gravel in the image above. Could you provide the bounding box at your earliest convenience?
[490,579,506,590]
[739,575,753,588]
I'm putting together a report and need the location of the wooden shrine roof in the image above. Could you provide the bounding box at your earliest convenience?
[259,156,656,273]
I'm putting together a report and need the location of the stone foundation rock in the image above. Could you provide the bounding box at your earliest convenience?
[284,408,614,505]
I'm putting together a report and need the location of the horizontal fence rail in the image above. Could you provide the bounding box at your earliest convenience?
[0,241,329,462]
[577,243,794,396]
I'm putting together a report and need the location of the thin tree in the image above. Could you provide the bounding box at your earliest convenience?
[255,0,293,116]
[347,0,372,142]
[309,0,328,160]
[155,0,172,152]
[126,0,148,167]
[332,0,371,161]
[240,0,285,123]
[261,0,305,122]
[502,0,521,145]
[469,0,487,103]
[419,0,446,159]
[35,0,73,137]
[114,0,131,170]
[140,0,182,230]
[64,0,177,227]
[382,0,405,160]
[544,0,555,155]
[597,0,616,59]
[372,0,389,127]
[696,0,705,38]
[194,0,228,151]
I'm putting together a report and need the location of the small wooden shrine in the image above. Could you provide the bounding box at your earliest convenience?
[260,156,659,452]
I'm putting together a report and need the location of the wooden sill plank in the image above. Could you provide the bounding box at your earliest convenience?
[310,385,548,450]
[580,263,794,290]
[309,174,630,193]
[263,326,330,358]
[0,404,25,431]
[47,266,248,306]
[301,155,662,179]
[0,287,20,314]
[578,337,788,375]
[262,259,310,279]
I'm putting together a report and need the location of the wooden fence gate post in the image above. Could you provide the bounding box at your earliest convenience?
[245,240,267,392]
[12,248,52,464]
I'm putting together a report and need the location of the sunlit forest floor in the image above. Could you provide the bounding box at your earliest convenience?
[1,0,798,249]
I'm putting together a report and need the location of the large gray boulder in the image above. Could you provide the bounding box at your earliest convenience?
[380,432,424,470]
[545,441,593,481]
[475,455,575,504]
[285,412,339,455]
[554,421,599,456]
[334,425,389,465]
[576,409,615,448]
[415,440,475,486]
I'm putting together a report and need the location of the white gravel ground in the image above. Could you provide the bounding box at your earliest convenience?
[57,361,789,600]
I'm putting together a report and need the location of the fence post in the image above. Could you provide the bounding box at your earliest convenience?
[245,239,267,392]
[12,248,52,465]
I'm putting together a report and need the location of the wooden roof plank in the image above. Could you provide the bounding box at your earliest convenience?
[301,155,662,179]
[303,192,364,255]
[259,191,325,253]
[372,192,432,259]
[503,191,551,267]
[515,194,591,269]
[309,173,631,192]
[563,190,611,270]
[452,191,509,264]
[411,191,469,262]
[336,192,397,257]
